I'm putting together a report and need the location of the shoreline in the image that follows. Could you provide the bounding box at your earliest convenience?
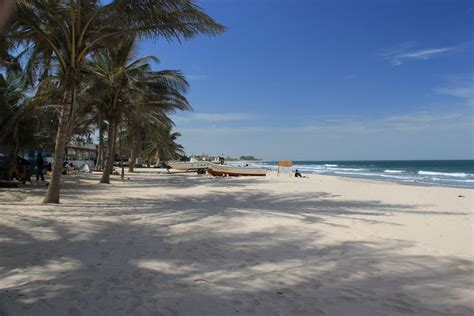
[301,171,474,189]
[249,160,474,189]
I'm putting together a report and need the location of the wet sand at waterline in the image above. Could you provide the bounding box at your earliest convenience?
[0,169,472,315]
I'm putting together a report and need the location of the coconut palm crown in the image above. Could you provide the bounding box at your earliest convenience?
[7,0,224,203]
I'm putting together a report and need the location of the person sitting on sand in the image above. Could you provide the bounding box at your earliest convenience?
[295,169,306,178]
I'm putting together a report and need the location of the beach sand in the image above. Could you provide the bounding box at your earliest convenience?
[0,169,473,315]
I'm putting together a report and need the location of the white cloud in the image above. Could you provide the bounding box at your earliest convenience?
[381,43,455,66]
[434,77,474,105]
[398,47,452,58]
[177,109,474,160]
[294,111,470,134]
[180,111,472,136]
[382,112,468,131]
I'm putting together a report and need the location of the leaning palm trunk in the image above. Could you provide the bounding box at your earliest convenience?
[43,91,72,203]
[129,140,136,173]
[101,129,106,171]
[96,121,104,171]
[100,120,117,183]
[154,149,160,166]
[119,126,125,181]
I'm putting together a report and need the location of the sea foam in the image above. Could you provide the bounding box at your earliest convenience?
[431,177,474,183]
[418,171,468,178]
[384,169,405,173]
[328,167,364,172]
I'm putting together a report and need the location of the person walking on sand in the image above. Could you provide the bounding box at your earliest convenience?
[36,154,45,181]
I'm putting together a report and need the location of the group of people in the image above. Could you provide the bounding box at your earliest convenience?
[33,154,77,182]
[62,161,78,174]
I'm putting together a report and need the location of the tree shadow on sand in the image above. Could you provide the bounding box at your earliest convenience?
[0,177,473,315]
[0,172,262,204]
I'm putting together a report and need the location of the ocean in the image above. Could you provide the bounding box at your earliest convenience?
[252,160,474,189]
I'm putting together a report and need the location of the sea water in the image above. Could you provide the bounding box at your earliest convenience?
[252,160,474,189]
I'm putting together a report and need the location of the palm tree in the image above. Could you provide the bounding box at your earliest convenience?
[0,34,23,75]
[10,0,224,203]
[125,108,177,172]
[124,66,192,172]
[144,125,185,164]
[83,37,191,183]
[0,74,38,179]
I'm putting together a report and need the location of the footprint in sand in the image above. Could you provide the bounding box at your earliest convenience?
[132,270,143,278]
[79,278,94,288]
[244,258,259,266]
[232,299,243,306]
[87,264,100,272]
[313,280,323,289]
[338,289,361,301]
[68,306,82,316]
[105,276,121,285]
[162,306,179,316]
[383,297,415,313]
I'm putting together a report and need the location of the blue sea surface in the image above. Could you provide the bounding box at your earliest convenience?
[251,160,474,188]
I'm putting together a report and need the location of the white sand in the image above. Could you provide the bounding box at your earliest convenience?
[0,169,473,315]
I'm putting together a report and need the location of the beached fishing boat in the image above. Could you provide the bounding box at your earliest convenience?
[167,160,209,172]
[207,163,267,177]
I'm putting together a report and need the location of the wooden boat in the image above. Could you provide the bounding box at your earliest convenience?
[207,163,267,177]
[167,161,209,172]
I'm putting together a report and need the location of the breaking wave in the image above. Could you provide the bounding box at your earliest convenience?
[418,171,468,178]
[384,169,405,173]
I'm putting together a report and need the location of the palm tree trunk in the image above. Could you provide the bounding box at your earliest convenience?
[43,90,72,203]
[96,121,104,171]
[111,122,118,172]
[154,149,160,166]
[100,120,117,183]
[101,131,106,171]
[119,126,124,181]
[129,139,136,173]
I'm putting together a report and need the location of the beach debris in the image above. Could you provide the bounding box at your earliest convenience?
[194,278,211,283]
[458,195,465,198]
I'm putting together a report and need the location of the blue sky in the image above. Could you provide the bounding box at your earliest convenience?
[139,0,473,160]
